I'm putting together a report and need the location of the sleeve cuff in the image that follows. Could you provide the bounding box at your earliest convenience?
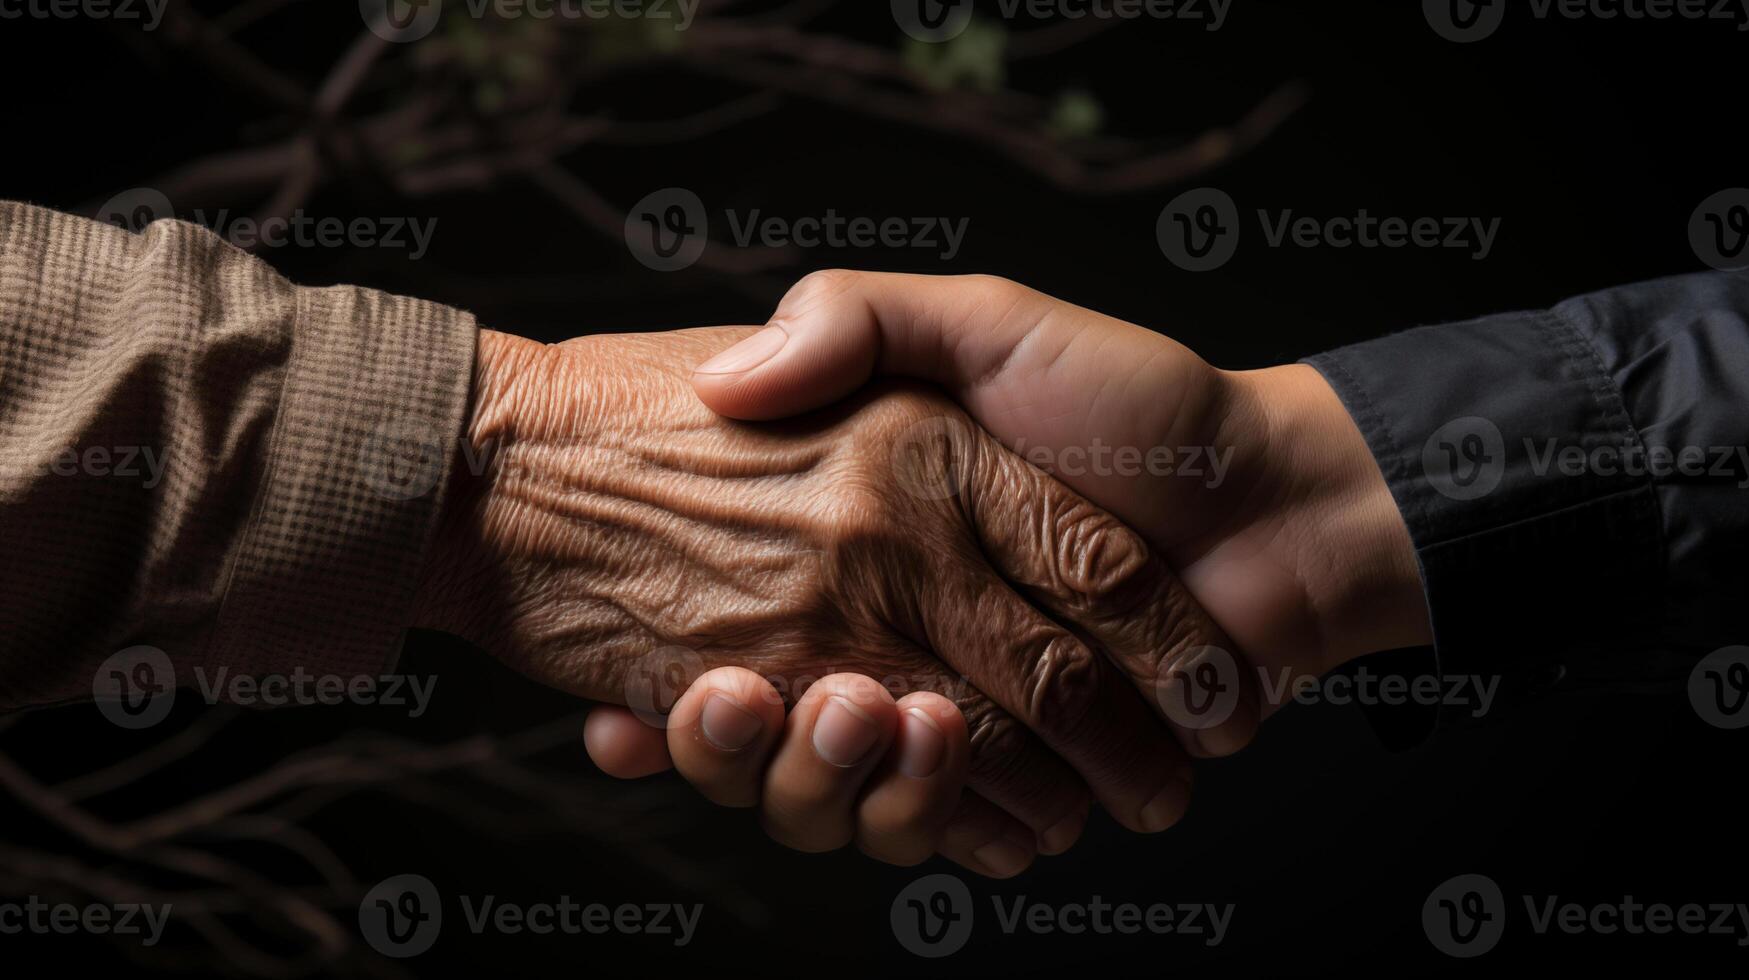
[205,283,477,684]
[1303,306,1664,730]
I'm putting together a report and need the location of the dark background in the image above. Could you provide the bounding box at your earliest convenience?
[1,0,1743,975]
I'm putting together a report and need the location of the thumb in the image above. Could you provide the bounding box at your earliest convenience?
[690,270,1056,421]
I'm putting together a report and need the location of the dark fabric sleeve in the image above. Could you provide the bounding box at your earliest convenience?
[1304,271,1749,730]
[0,201,477,712]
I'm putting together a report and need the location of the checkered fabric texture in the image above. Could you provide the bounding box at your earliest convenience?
[0,201,477,711]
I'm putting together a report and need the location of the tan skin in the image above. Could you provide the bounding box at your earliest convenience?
[586,272,1433,871]
[414,325,1246,877]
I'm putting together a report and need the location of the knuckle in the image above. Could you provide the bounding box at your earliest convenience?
[1130,580,1230,684]
[959,699,1069,820]
[777,269,862,318]
[1020,631,1103,733]
[1051,504,1151,611]
[962,273,1025,305]
[961,697,1031,767]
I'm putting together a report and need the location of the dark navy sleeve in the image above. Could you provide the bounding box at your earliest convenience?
[1304,272,1749,731]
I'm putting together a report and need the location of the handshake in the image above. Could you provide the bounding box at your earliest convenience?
[414,270,1432,878]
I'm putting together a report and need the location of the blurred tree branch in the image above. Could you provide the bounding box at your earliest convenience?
[107,0,1305,271]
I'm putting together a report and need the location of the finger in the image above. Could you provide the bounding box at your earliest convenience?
[971,438,1263,758]
[853,692,970,867]
[665,666,787,807]
[691,270,1067,421]
[759,673,900,853]
[584,704,674,778]
[882,643,1095,849]
[937,791,1040,880]
[919,554,1197,835]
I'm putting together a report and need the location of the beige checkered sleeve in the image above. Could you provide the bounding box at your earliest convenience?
[0,201,477,711]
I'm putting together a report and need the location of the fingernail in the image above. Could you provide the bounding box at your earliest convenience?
[1038,806,1088,855]
[700,693,762,751]
[1139,773,1193,833]
[972,834,1034,878]
[812,695,879,767]
[694,325,787,376]
[896,708,946,778]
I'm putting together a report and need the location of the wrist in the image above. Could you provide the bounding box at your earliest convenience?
[412,328,546,647]
[1228,363,1432,672]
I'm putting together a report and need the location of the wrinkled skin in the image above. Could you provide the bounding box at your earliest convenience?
[415,327,1247,863]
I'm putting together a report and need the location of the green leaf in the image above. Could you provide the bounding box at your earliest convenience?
[1048,88,1104,139]
[903,18,1007,92]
